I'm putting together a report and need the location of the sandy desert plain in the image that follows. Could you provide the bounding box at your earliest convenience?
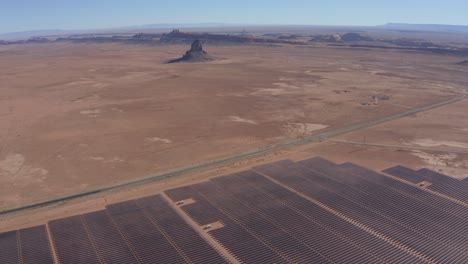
[1,35,468,230]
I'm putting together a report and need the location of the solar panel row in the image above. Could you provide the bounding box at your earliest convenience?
[2,156,467,264]
[340,162,468,219]
[109,201,190,264]
[417,168,468,189]
[82,210,139,264]
[165,167,435,263]
[192,181,331,263]
[254,160,468,263]
[19,226,55,264]
[229,171,422,263]
[135,195,227,263]
[382,165,425,184]
[298,158,468,250]
[46,194,228,264]
[49,215,101,264]
[166,186,290,263]
[108,195,228,264]
[417,168,468,203]
[166,187,223,226]
[384,165,468,203]
[211,172,383,263]
[0,230,19,264]
[0,225,54,264]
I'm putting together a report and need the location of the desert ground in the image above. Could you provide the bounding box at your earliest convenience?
[0,40,467,223]
[331,100,468,178]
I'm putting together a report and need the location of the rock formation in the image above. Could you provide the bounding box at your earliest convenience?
[341,33,373,42]
[189,39,203,52]
[160,30,303,45]
[167,40,214,63]
[309,34,342,43]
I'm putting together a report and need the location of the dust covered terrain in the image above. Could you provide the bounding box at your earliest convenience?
[0,41,467,209]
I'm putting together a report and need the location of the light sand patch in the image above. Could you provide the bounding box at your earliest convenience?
[251,88,288,96]
[80,109,101,117]
[208,59,233,64]
[66,79,108,88]
[433,167,468,180]
[65,80,90,86]
[0,153,48,182]
[284,123,328,138]
[279,77,296,81]
[265,109,306,122]
[273,82,302,89]
[107,157,125,163]
[119,72,151,80]
[0,196,21,208]
[0,153,25,175]
[216,92,247,97]
[228,116,258,125]
[369,70,387,75]
[410,151,468,179]
[252,80,316,96]
[145,137,172,144]
[395,66,415,69]
[409,139,468,149]
[411,151,457,166]
[111,108,124,113]
[90,156,105,161]
[72,94,101,103]
[305,70,327,76]
[89,156,124,163]
[431,83,457,90]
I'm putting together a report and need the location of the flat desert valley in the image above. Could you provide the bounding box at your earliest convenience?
[1,38,468,229]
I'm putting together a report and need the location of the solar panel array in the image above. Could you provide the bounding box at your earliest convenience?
[1,157,467,264]
[47,194,228,264]
[0,225,54,264]
[167,157,468,263]
[384,165,468,203]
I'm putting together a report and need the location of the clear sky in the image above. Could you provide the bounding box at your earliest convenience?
[1,0,467,33]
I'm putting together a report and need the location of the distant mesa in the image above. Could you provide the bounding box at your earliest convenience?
[160,29,303,45]
[340,33,373,42]
[167,40,214,63]
[309,33,372,43]
[25,37,50,44]
[458,60,468,66]
[310,34,342,42]
[277,34,301,40]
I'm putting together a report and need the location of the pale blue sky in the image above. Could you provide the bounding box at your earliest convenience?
[1,0,467,33]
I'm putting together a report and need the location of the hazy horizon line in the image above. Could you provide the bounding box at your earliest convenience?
[2,22,468,39]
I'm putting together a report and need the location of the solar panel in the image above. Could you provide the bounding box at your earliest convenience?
[2,157,468,264]
[19,225,54,264]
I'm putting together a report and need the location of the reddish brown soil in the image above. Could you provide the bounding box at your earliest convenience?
[0,42,466,216]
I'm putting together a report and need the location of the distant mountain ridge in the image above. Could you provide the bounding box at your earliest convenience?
[381,23,468,32]
[120,23,234,30]
[0,23,238,40]
[2,22,468,41]
[0,29,79,40]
